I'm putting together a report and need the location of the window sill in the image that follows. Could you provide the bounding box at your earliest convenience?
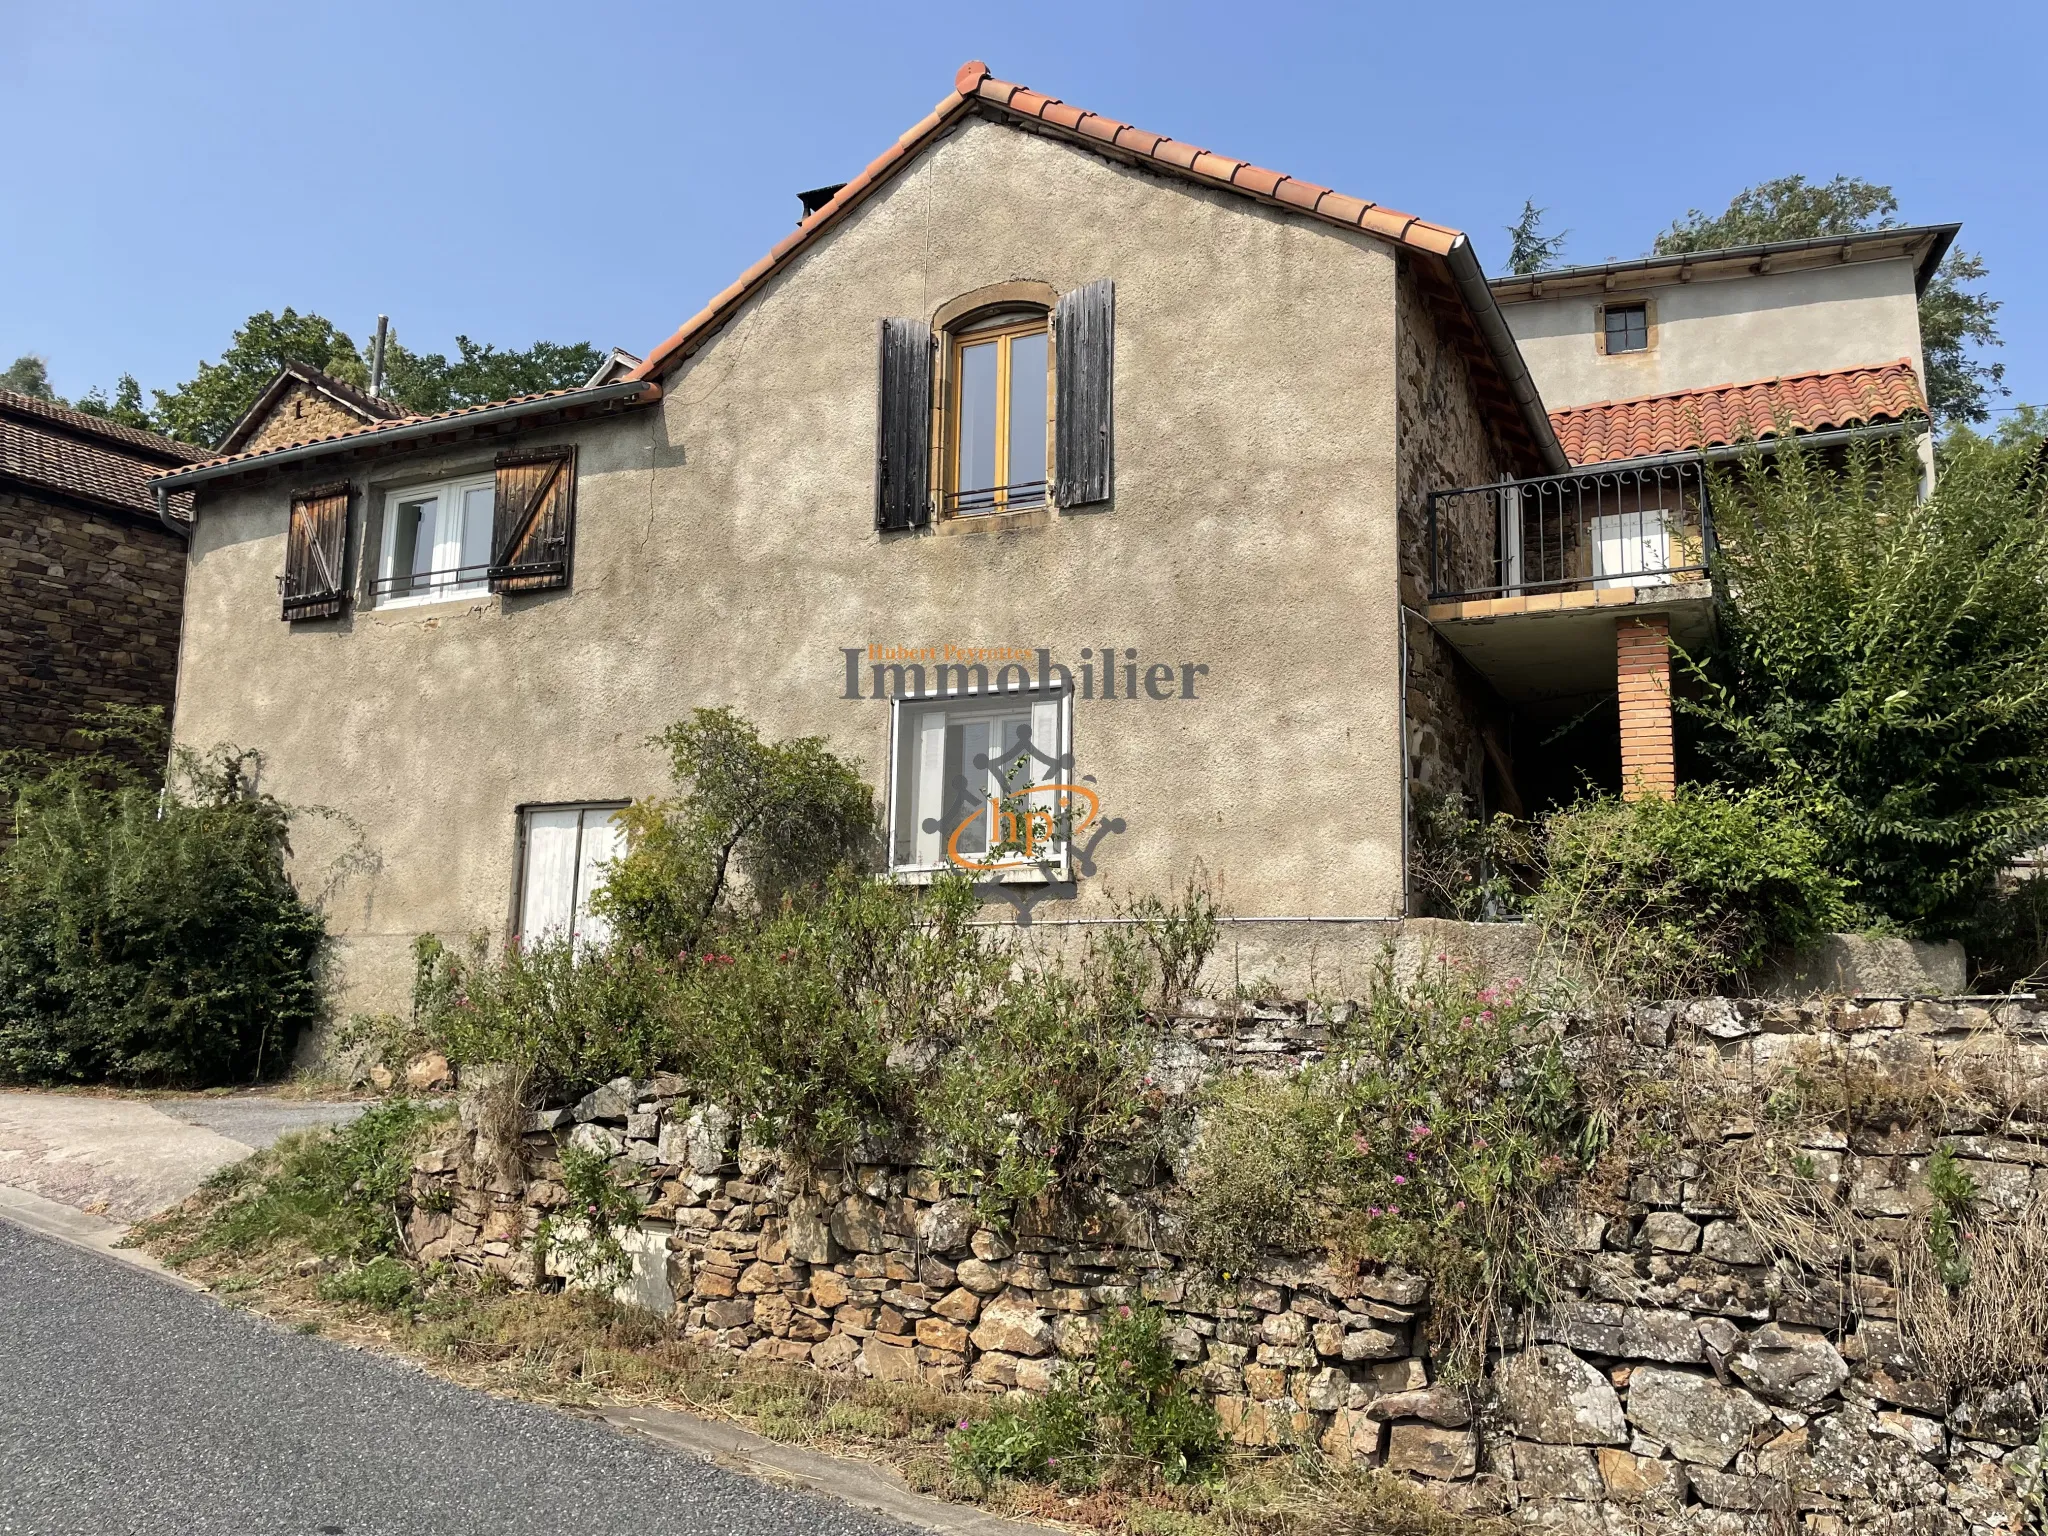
[935,504,1053,537]
[373,587,494,613]
[888,862,1068,886]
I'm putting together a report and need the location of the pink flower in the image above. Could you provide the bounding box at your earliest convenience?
[1472,1136,1489,1151]
[1454,1200,1467,1213]
[1406,1151,1417,1163]
[1352,1134,1372,1156]
[1368,1206,1383,1217]
[1410,1124,1431,1139]
[1387,1205,1400,1216]
[1393,1175,1407,1186]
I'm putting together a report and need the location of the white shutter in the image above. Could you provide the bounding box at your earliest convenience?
[571,811,624,948]
[912,708,948,866]
[520,809,582,943]
[1497,485,1523,595]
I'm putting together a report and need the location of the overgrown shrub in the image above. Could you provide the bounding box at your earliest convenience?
[1185,958,1583,1377]
[950,1304,1221,1491]
[0,709,328,1085]
[1685,432,2048,937]
[1529,785,1849,997]
[592,707,878,955]
[1408,787,1531,920]
[404,932,678,1105]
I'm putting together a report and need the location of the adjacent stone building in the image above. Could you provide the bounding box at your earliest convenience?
[0,388,206,761]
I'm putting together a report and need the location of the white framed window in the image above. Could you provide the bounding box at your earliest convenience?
[374,472,497,606]
[1592,508,1672,590]
[888,684,1075,878]
[516,803,627,949]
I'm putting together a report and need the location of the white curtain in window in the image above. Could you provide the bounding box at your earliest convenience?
[520,809,582,944]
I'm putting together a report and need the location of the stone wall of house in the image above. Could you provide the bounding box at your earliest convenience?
[1394,257,1524,816]
[0,486,185,760]
[412,992,2048,1536]
[239,382,372,456]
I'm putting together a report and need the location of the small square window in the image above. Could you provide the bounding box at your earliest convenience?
[889,686,1073,875]
[517,803,626,948]
[1604,303,1649,355]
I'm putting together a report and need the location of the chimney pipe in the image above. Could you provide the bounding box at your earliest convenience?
[370,315,389,399]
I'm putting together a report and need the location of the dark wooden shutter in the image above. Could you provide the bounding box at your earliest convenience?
[875,318,933,531]
[1055,279,1114,508]
[280,482,349,621]
[490,446,576,594]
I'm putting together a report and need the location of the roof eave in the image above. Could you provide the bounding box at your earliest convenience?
[153,379,660,495]
[1490,222,1965,302]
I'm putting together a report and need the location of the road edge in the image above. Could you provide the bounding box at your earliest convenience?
[0,1182,201,1291]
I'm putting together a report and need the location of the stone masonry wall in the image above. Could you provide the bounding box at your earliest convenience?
[0,486,185,760]
[239,382,373,456]
[1395,257,1522,814]
[413,993,2048,1536]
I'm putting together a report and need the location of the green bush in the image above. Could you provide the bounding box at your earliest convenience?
[0,710,328,1085]
[592,707,878,955]
[950,1304,1220,1490]
[1185,957,1583,1377]
[1686,433,2048,937]
[405,932,678,1105]
[1408,787,1532,920]
[1529,786,1849,997]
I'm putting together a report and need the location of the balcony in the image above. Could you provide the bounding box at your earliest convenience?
[1422,457,1718,711]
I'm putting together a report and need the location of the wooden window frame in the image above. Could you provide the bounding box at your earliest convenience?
[1594,298,1658,357]
[942,311,1053,519]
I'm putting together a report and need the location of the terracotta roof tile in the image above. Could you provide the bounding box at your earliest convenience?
[1230,164,1286,198]
[0,391,201,520]
[165,387,609,476]
[1551,361,1927,466]
[0,388,208,464]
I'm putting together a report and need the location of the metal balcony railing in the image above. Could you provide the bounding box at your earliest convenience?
[369,562,495,602]
[1426,457,1716,603]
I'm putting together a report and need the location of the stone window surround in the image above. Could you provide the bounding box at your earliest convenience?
[1593,296,1658,358]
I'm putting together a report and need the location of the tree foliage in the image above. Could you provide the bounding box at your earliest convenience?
[1503,199,1569,276]
[0,708,328,1085]
[1682,434,2048,934]
[378,333,604,417]
[1,354,58,400]
[592,707,879,956]
[151,308,372,446]
[1652,174,2004,426]
[41,311,605,446]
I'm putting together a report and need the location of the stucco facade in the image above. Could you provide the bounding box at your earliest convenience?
[169,114,1531,1020]
[1496,250,1930,413]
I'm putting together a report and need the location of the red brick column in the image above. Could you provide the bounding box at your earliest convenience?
[1617,615,1675,801]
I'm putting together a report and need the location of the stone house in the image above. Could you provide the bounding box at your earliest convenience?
[215,361,404,460]
[150,63,1942,1020]
[0,387,207,762]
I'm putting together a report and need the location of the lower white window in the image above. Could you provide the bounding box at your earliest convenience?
[889,686,1073,876]
[376,472,496,605]
[1592,508,1672,589]
[517,804,626,948]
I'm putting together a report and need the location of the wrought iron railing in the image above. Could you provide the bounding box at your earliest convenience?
[369,562,495,602]
[947,479,1049,516]
[1426,457,1715,603]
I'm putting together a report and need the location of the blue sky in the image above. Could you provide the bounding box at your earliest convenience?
[3,0,2041,420]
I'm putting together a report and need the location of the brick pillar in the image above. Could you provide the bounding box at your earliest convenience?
[1616,615,1676,801]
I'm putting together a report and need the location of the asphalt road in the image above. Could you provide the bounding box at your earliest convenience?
[0,1222,911,1536]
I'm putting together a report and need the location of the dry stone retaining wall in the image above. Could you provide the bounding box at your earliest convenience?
[409,993,2048,1536]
